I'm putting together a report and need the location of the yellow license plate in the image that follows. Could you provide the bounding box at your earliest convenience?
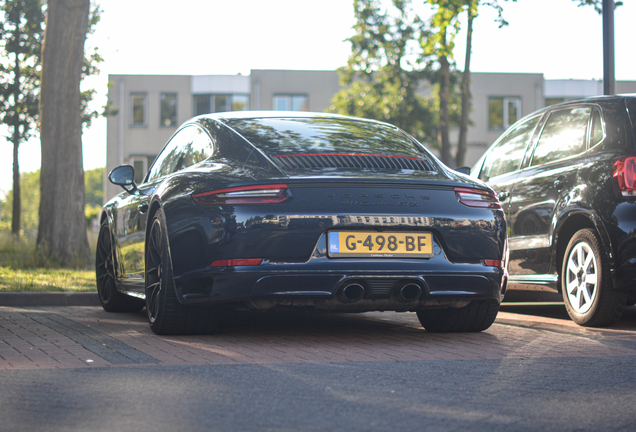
[328,232,433,258]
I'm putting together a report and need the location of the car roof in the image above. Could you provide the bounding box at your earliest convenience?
[192,110,400,129]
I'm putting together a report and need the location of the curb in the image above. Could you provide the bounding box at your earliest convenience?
[0,292,101,307]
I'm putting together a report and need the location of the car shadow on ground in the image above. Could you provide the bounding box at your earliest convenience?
[499,302,636,330]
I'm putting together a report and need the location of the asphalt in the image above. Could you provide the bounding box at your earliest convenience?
[2,294,636,431]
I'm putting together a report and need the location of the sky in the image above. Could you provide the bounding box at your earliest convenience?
[1,0,635,196]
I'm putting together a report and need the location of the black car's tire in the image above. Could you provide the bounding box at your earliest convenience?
[95,222,145,313]
[145,209,219,335]
[626,293,636,307]
[416,301,499,332]
[561,229,627,327]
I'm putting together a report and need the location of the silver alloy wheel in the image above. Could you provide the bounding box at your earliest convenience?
[564,241,598,314]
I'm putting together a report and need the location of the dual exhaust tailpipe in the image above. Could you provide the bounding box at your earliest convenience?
[339,281,424,303]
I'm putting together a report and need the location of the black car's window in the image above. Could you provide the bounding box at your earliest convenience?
[226,117,429,159]
[478,115,541,181]
[531,107,591,166]
[146,126,195,182]
[180,127,214,168]
[591,108,604,146]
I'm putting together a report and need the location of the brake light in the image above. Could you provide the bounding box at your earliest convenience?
[483,259,503,267]
[193,184,289,205]
[210,258,263,267]
[613,156,636,197]
[454,187,501,209]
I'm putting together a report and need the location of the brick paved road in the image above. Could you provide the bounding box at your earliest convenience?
[1,305,636,431]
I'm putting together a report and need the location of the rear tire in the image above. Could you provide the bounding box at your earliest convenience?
[145,209,219,335]
[416,301,499,332]
[95,222,144,313]
[561,229,626,327]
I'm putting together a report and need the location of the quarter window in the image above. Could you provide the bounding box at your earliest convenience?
[479,115,541,181]
[531,107,591,166]
[591,109,604,146]
[180,128,214,168]
[130,93,147,127]
[273,94,308,111]
[489,97,521,130]
[160,93,178,127]
[146,127,196,182]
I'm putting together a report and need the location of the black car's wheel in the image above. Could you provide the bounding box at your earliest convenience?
[95,222,144,312]
[561,229,627,327]
[145,209,219,335]
[416,301,499,332]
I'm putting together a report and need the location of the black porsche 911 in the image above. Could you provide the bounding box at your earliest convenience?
[97,112,507,335]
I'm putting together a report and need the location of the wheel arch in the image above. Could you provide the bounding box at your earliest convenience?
[554,209,614,291]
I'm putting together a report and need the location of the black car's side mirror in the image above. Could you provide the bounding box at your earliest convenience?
[109,165,138,194]
[455,166,471,175]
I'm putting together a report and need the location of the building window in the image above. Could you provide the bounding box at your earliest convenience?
[130,93,147,127]
[488,97,521,130]
[192,94,250,116]
[273,94,308,111]
[160,93,178,127]
[130,156,148,184]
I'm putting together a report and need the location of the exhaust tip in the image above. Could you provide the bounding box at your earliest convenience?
[340,283,365,303]
[399,283,422,302]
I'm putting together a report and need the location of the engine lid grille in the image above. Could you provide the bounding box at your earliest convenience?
[274,153,435,171]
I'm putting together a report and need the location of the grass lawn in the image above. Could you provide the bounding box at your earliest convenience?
[0,266,97,292]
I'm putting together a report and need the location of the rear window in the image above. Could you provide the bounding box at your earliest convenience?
[226,117,430,159]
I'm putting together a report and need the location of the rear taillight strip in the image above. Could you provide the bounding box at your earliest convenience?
[193,184,289,205]
[454,187,501,209]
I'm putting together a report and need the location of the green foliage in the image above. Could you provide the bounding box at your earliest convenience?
[0,0,45,144]
[0,167,104,236]
[330,0,438,145]
[575,0,622,14]
[84,166,104,206]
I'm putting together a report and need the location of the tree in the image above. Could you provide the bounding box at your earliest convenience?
[329,0,436,144]
[37,0,91,267]
[0,0,44,237]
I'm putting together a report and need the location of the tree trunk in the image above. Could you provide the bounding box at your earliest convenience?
[455,7,475,168]
[11,135,20,238]
[11,52,21,238]
[37,0,91,267]
[438,53,451,166]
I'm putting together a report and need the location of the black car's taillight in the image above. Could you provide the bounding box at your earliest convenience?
[193,184,289,205]
[454,187,501,209]
[613,156,636,197]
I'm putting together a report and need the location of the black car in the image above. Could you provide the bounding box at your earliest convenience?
[97,112,507,335]
[472,95,636,327]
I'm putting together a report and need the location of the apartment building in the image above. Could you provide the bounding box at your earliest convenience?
[104,69,636,201]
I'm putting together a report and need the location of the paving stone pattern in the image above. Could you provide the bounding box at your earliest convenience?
[2,306,636,370]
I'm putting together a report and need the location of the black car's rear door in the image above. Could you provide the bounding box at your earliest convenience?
[506,106,592,276]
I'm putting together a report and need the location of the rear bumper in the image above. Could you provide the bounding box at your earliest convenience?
[174,259,506,311]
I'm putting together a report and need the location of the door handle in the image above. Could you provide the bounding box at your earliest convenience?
[498,190,510,201]
[138,204,149,214]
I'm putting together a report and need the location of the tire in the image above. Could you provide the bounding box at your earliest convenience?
[95,222,145,312]
[145,209,219,335]
[416,301,500,332]
[561,229,627,327]
[626,293,636,307]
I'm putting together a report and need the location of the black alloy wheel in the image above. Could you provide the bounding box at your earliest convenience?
[95,222,144,312]
[145,209,219,335]
[561,229,627,327]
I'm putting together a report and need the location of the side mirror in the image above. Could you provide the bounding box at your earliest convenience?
[455,166,471,175]
[109,165,138,193]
